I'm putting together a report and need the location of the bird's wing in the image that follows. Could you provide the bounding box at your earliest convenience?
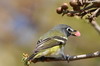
[34,36,67,53]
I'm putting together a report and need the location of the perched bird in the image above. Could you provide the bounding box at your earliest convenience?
[24,24,80,65]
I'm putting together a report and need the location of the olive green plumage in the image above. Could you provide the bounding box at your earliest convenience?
[25,24,80,65]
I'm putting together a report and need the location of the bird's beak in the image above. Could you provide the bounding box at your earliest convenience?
[71,30,81,37]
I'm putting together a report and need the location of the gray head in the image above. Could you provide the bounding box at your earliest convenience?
[53,24,80,37]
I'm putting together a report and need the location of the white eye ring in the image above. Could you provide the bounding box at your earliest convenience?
[66,27,73,32]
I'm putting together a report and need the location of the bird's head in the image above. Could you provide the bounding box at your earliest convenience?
[53,24,81,37]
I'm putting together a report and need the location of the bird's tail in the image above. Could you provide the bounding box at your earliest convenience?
[27,53,36,61]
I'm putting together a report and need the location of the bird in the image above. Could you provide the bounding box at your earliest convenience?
[24,24,80,65]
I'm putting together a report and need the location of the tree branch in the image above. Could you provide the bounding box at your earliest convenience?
[68,51,100,61]
[87,8,100,34]
[56,1,100,34]
[31,51,100,63]
[89,18,100,34]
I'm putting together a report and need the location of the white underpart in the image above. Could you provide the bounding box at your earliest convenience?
[56,46,64,55]
[42,50,49,55]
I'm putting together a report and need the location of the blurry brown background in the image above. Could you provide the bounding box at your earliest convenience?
[0,0,100,66]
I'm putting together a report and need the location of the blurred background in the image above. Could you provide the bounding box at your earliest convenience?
[0,0,100,66]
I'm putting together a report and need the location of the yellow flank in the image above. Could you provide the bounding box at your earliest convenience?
[34,45,62,58]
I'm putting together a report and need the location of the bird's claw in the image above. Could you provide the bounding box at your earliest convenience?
[65,55,70,63]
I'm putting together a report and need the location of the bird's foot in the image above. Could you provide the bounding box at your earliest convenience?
[62,54,70,63]
[67,55,71,63]
[61,54,69,60]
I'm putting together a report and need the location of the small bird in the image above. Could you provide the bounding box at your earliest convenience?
[24,24,80,65]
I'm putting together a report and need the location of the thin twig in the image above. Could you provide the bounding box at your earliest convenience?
[87,8,100,34]
[89,18,100,34]
[68,51,100,61]
[85,0,100,4]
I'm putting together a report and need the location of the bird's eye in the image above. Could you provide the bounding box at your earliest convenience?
[66,27,73,32]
